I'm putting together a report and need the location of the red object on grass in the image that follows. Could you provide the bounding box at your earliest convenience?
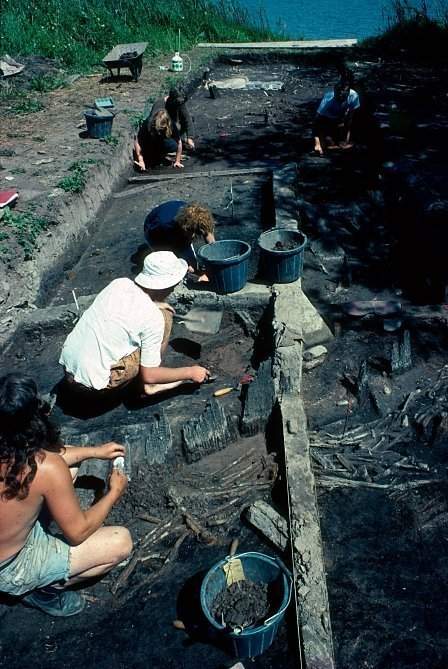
[0,189,18,208]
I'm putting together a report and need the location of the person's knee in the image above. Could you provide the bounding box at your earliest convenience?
[109,527,133,564]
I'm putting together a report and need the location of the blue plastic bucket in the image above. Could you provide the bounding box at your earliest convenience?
[197,240,251,294]
[84,110,114,139]
[258,227,307,283]
[200,551,292,658]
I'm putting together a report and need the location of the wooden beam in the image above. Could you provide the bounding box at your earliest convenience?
[112,183,159,199]
[197,39,357,49]
[273,285,336,669]
[128,167,271,184]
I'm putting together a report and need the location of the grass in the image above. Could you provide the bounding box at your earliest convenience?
[29,73,68,92]
[57,159,99,194]
[101,135,120,147]
[125,110,145,131]
[365,0,448,60]
[0,208,49,259]
[0,86,45,115]
[0,0,279,72]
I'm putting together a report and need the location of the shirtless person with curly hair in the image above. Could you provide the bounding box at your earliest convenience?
[0,374,132,616]
[144,201,215,282]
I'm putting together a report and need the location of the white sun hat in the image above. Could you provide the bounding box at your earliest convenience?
[134,251,188,290]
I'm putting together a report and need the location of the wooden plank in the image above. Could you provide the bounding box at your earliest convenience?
[273,286,336,669]
[182,398,237,463]
[246,500,289,551]
[128,167,271,184]
[197,39,357,49]
[112,183,159,199]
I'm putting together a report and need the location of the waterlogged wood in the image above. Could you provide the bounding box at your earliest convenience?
[273,285,335,669]
[128,167,270,184]
[246,500,289,551]
[240,359,276,436]
[282,399,336,669]
[182,398,237,463]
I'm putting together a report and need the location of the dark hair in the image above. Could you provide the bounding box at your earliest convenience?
[166,87,187,116]
[0,374,62,501]
[334,81,350,99]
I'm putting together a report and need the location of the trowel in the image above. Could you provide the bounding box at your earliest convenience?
[173,307,223,335]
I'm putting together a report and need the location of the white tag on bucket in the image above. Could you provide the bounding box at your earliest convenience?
[223,558,245,586]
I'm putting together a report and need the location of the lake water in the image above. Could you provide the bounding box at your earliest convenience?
[240,0,439,40]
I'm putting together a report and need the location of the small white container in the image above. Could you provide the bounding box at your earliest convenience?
[171,52,183,72]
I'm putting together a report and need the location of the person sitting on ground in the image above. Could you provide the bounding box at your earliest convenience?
[59,251,210,396]
[133,110,183,171]
[313,79,360,155]
[0,373,132,617]
[144,201,215,282]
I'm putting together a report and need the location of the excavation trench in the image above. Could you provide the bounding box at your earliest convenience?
[1,52,448,669]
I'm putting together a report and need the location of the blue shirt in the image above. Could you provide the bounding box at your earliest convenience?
[317,89,360,120]
[144,200,196,267]
[144,200,186,240]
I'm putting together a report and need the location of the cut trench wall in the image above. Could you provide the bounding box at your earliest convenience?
[0,66,205,350]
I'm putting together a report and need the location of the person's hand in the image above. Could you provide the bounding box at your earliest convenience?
[340,141,353,150]
[189,366,210,383]
[109,467,128,498]
[96,442,125,460]
[134,158,146,171]
[197,273,210,283]
[173,160,184,169]
[186,137,195,150]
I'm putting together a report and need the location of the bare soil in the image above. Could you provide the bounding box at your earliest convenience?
[211,580,271,629]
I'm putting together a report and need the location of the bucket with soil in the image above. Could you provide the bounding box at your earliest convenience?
[258,227,307,284]
[197,240,251,294]
[200,551,292,658]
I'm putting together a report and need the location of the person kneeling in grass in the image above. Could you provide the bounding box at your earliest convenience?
[0,374,132,616]
[60,251,210,396]
[144,201,215,282]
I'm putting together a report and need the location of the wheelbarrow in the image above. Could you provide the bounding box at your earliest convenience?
[101,42,148,82]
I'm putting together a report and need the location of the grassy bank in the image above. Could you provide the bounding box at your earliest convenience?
[0,0,277,71]
[365,0,448,59]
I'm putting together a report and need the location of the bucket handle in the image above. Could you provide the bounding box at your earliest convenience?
[263,557,293,626]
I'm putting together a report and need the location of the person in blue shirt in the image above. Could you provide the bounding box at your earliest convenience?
[144,201,215,281]
[313,81,360,155]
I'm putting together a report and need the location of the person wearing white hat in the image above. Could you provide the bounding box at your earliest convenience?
[59,251,210,396]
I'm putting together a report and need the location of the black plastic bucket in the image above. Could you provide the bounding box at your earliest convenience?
[258,227,307,283]
[197,240,251,294]
[200,551,292,658]
[84,110,114,139]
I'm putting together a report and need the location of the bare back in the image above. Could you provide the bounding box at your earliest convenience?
[0,451,48,561]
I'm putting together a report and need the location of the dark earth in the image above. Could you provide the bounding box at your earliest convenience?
[1,45,448,669]
[211,580,270,629]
